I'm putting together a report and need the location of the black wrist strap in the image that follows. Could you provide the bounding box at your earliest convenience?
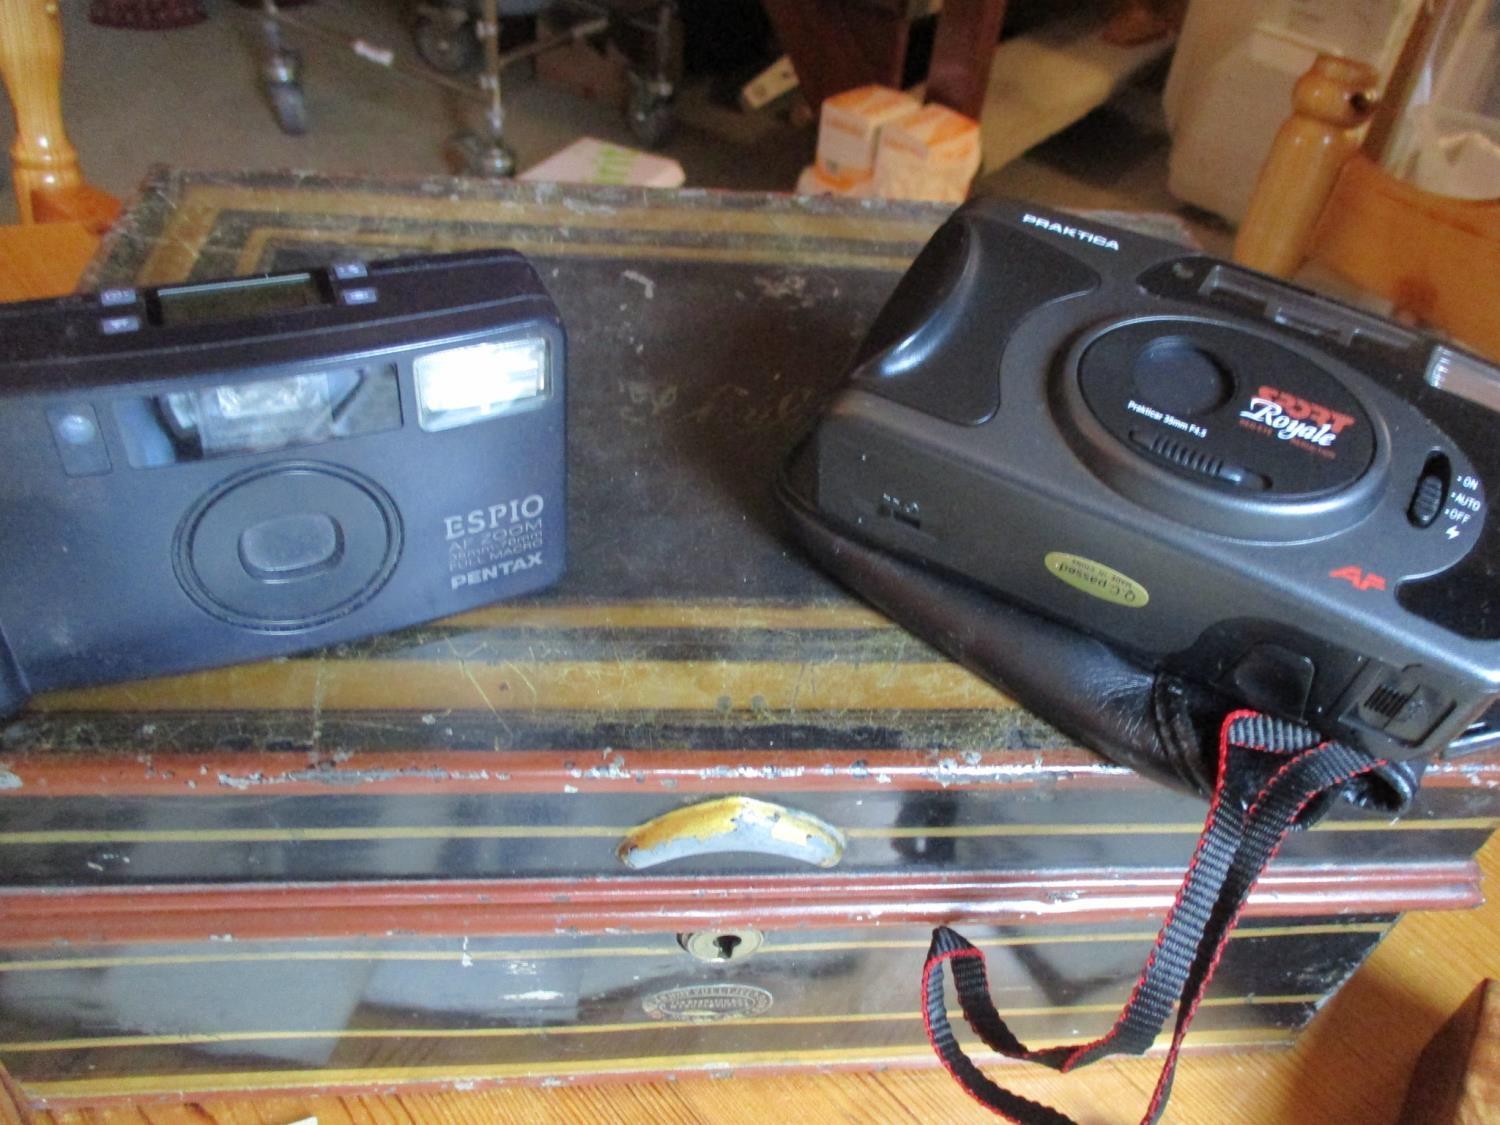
[921,709,1392,1124]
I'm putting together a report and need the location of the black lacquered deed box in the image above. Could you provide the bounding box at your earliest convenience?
[0,170,1495,1108]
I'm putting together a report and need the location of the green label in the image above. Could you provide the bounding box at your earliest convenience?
[1044,552,1150,608]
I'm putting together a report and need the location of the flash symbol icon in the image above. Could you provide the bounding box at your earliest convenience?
[1446,526,1461,540]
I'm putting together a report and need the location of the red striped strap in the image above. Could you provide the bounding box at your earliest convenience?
[921,710,1391,1124]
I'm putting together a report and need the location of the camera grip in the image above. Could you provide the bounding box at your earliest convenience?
[777,445,1422,814]
[776,449,1220,796]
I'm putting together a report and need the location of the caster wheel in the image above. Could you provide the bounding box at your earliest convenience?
[449,130,516,179]
[413,14,480,75]
[267,79,308,136]
[627,88,675,149]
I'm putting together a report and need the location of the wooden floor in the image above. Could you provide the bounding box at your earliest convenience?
[0,832,1494,1124]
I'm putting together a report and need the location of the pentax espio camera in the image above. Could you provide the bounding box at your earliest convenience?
[805,199,1500,763]
[0,250,565,716]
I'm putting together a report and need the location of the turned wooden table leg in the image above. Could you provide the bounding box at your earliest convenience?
[0,0,83,224]
[1234,54,1379,278]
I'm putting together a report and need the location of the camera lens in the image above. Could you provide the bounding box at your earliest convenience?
[1130,337,1232,417]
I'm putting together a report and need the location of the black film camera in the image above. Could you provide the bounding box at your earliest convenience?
[0,250,566,717]
[803,199,1500,764]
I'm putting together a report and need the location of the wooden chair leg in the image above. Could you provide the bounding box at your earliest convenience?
[0,0,83,225]
[760,0,908,111]
[1233,54,1379,278]
[925,0,1007,121]
[1101,0,1185,47]
[0,1064,31,1125]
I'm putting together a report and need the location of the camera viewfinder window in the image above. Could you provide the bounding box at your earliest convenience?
[116,363,402,468]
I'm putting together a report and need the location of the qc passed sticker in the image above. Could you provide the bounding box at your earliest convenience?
[1044,551,1150,608]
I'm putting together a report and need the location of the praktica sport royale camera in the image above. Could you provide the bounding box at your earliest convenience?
[805,199,1500,764]
[0,250,565,717]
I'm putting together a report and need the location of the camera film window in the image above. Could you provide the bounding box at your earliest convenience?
[156,273,326,327]
[414,337,550,432]
[116,363,402,468]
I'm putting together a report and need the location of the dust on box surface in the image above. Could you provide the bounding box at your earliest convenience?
[0,170,1495,1101]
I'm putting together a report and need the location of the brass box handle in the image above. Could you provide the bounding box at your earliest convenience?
[617,796,847,870]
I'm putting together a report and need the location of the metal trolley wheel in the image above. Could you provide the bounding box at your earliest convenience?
[253,0,678,169]
[626,73,674,149]
[267,79,309,135]
[259,7,308,136]
[620,2,680,150]
[447,129,517,177]
[412,8,481,73]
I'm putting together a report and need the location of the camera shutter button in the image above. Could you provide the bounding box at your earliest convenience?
[239,512,344,581]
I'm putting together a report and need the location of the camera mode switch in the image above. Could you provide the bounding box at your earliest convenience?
[1408,455,1450,529]
[1409,473,1445,528]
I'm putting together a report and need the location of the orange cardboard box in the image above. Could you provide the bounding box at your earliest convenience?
[795,163,873,198]
[816,85,922,178]
[873,103,982,203]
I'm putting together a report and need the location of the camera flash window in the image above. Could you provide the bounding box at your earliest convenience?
[414,337,549,432]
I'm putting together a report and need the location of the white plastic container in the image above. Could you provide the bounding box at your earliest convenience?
[1383,0,1500,200]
